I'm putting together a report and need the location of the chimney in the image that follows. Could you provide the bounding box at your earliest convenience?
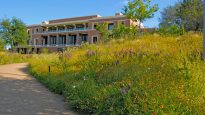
[115,13,123,16]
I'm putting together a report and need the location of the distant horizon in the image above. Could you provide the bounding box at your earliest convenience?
[0,0,179,28]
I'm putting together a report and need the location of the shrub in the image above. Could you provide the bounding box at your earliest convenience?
[96,22,110,42]
[111,22,130,39]
[158,25,184,36]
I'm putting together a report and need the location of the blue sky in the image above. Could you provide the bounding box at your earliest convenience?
[0,0,179,27]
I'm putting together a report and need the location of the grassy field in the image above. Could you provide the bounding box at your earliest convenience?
[0,52,31,65]
[1,33,205,114]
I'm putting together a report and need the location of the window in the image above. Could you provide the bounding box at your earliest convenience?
[82,34,88,42]
[58,37,61,45]
[50,37,52,45]
[93,36,98,43]
[93,24,97,29]
[121,21,125,25]
[85,23,89,28]
[50,36,57,45]
[53,37,56,44]
[70,35,77,45]
[108,23,114,30]
[58,27,65,31]
[76,24,84,30]
[35,39,38,45]
[62,36,66,44]
[93,23,98,29]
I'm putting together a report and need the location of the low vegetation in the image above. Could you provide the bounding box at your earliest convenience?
[0,52,30,65]
[27,33,205,114]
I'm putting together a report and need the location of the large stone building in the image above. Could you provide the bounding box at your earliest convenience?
[17,13,142,53]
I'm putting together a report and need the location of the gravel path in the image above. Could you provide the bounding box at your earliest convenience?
[0,63,76,115]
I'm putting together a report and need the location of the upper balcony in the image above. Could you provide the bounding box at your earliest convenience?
[32,23,95,34]
[43,28,91,34]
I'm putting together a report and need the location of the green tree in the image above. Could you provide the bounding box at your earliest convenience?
[96,22,110,42]
[0,38,5,51]
[158,25,183,36]
[177,0,203,31]
[160,0,203,32]
[122,0,158,28]
[0,17,29,48]
[159,4,180,28]
[111,22,129,39]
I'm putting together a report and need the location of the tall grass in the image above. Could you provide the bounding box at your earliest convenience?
[0,52,31,65]
[28,33,205,114]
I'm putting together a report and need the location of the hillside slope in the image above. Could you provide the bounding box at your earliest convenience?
[29,33,205,114]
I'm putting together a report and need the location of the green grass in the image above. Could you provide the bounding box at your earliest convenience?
[0,52,31,65]
[2,33,205,114]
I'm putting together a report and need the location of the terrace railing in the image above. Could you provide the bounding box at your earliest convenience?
[27,44,80,47]
[38,28,91,34]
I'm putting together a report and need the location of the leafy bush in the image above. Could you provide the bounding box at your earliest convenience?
[29,33,205,114]
[111,22,130,39]
[96,22,110,42]
[96,22,139,42]
[158,25,184,36]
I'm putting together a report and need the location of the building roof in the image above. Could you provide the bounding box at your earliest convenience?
[27,14,126,27]
[48,15,100,24]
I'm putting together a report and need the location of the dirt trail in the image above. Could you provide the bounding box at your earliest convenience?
[0,63,76,115]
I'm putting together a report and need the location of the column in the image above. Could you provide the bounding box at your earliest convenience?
[56,26,58,32]
[66,33,68,45]
[50,36,53,46]
[42,39,45,46]
[47,35,50,46]
[64,26,67,31]
[56,34,59,46]
[88,33,92,44]
[46,27,49,32]
[54,35,57,46]
[88,23,93,29]
[63,35,66,46]
[77,34,81,45]
[74,24,76,30]
[84,23,86,30]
